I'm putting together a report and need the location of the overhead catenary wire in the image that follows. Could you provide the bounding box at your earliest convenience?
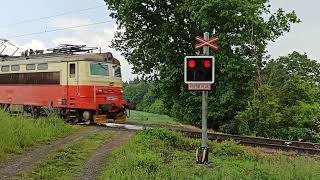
[7,20,115,38]
[0,5,107,28]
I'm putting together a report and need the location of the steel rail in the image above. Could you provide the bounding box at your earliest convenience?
[82,123,320,155]
[178,130,320,155]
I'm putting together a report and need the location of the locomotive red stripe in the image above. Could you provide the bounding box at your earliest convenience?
[0,85,126,110]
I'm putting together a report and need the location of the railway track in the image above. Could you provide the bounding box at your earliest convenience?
[178,130,320,155]
[89,123,320,155]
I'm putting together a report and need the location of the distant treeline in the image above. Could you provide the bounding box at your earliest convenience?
[124,79,166,115]
[124,52,320,142]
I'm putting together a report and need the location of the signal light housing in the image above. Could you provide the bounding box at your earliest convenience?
[184,56,215,84]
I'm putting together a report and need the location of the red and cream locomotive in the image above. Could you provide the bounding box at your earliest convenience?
[0,44,128,124]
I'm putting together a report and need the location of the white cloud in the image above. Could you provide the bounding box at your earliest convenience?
[48,17,92,29]
[51,24,115,50]
[52,37,85,46]
[103,25,117,36]
[19,39,46,51]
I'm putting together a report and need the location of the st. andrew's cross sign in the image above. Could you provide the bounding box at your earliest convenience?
[195,36,220,51]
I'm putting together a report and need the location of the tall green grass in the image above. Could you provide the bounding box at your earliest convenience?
[100,129,320,179]
[0,110,76,162]
[20,131,113,180]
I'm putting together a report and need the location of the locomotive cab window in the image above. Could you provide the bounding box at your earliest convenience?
[1,65,9,72]
[37,63,48,70]
[69,63,76,78]
[26,64,36,70]
[11,65,20,71]
[90,63,109,76]
[114,66,122,78]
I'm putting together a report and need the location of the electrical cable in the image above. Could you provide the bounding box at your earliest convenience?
[7,20,115,38]
[0,5,107,28]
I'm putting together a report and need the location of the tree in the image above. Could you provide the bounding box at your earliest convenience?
[105,0,299,130]
[124,79,166,113]
[236,52,320,142]
[265,51,320,86]
[124,79,150,110]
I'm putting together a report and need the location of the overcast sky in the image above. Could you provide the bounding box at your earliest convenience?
[0,0,319,81]
[268,0,320,61]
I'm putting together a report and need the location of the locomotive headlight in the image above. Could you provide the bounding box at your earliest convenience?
[97,89,108,94]
[120,90,124,94]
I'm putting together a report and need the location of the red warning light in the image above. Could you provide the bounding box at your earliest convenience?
[203,60,212,69]
[188,60,197,69]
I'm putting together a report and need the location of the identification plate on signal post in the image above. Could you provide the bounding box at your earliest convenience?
[188,83,211,91]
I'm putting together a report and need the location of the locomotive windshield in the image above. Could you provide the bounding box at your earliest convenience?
[90,63,109,76]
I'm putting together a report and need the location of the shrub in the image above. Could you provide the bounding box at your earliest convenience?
[135,129,198,150]
[212,141,247,157]
[146,99,165,115]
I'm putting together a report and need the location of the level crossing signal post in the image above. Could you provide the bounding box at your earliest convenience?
[184,32,219,164]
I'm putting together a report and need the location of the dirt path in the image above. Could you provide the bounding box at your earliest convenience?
[0,126,106,179]
[77,130,134,180]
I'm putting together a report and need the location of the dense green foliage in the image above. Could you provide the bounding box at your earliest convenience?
[100,129,320,179]
[105,0,299,129]
[124,78,151,110]
[0,111,76,162]
[124,79,166,114]
[233,52,320,142]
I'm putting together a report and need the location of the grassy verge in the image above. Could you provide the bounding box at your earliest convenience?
[127,110,182,127]
[0,110,77,163]
[20,131,113,180]
[100,129,320,179]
